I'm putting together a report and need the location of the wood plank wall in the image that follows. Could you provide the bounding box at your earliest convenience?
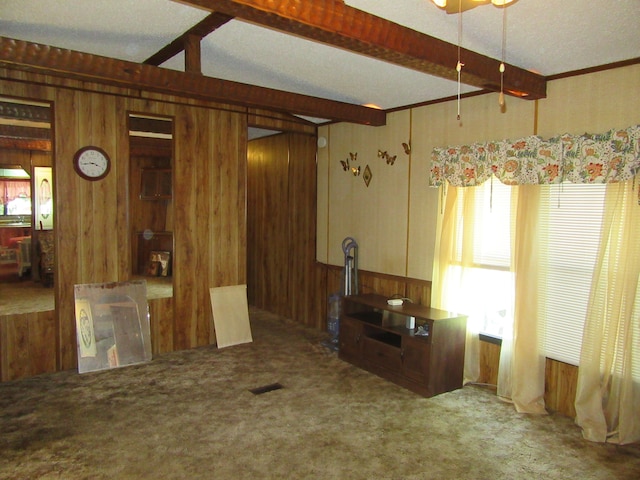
[247,134,291,315]
[247,133,325,329]
[545,358,578,418]
[0,310,57,380]
[0,69,247,379]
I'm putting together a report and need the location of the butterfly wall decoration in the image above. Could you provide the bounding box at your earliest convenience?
[377,149,397,166]
[340,152,360,175]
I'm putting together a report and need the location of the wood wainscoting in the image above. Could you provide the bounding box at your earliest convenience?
[0,310,57,381]
[0,296,175,382]
[544,357,579,418]
[478,336,578,418]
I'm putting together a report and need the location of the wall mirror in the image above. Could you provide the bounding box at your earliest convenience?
[128,113,174,300]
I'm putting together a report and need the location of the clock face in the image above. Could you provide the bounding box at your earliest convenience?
[74,146,111,180]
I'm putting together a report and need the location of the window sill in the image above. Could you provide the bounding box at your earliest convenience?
[479,333,502,346]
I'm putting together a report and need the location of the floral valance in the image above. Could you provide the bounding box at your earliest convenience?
[429,125,640,187]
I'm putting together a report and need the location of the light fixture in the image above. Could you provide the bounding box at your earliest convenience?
[429,0,517,116]
[431,0,517,14]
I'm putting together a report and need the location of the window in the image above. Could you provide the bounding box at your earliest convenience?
[0,179,31,216]
[537,183,607,366]
[462,181,637,377]
[443,178,638,381]
[446,179,514,339]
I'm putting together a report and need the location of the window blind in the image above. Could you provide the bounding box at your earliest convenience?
[537,183,606,366]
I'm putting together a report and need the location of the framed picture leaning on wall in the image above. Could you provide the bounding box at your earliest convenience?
[148,250,171,277]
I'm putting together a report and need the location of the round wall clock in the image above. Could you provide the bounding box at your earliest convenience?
[73,146,111,181]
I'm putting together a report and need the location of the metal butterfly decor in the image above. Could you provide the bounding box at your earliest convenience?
[377,149,397,165]
[340,152,360,176]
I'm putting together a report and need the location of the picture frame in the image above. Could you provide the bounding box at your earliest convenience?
[146,261,161,276]
[148,250,171,277]
[33,166,53,230]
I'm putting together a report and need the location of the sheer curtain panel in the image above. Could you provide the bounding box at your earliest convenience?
[575,180,640,445]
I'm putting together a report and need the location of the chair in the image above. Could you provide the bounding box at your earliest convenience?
[37,231,54,287]
[0,246,17,265]
[17,237,31,277]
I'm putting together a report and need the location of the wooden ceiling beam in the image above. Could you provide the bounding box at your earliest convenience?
[184,34,202,74]
[0,36,386,126]
[144,12,234,66]
[0,125,51,151]
[0,124,51,151]
[0,137,51,151]
[0,124,50,140]
[183,0,546,100]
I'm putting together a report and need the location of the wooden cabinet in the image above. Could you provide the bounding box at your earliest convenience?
[339,294,467,397]
[140,168,172,199]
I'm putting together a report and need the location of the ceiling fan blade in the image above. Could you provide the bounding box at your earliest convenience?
[438,0,492,14]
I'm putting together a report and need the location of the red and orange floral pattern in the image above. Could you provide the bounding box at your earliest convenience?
[430,125,640,187]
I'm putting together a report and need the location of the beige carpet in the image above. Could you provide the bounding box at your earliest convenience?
[1,307,639,480]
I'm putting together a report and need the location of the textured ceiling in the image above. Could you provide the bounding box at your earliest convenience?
[1,0,639,128]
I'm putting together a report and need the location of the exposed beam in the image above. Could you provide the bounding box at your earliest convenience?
[0,37,386,126]
[144,12,234,66]
[0,137,51,151]
[0,124,51,151]
[182,0,546,99]
[248,108,317,135]
[184,34,202,74]
[0,124,50,140]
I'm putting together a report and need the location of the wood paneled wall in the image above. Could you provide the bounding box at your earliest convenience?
[477,340,578,418]
[0,310,57,381]
[0,69,247,379]
[545,358,579,418]
[247,134,291,315]
[317,264,432,330]
[478,340,501,386]
[247,133,325,329]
